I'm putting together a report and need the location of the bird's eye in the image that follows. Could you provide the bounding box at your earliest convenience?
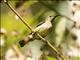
[72,34,77,40]
[49,16,52,17]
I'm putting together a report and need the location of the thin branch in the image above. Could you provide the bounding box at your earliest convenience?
[4,0,66,60]
[37,33,66,60]
[12,44,23,56]
[4,1,33,32]
[12,44,27,60]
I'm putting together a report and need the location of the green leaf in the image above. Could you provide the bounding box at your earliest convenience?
[48,56,56,60]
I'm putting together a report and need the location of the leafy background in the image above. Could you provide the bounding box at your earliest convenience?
[1,0,80,60]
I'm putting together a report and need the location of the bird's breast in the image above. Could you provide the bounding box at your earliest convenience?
[38,22,52,37]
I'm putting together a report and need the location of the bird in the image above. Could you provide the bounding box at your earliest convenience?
[19,15,60,47]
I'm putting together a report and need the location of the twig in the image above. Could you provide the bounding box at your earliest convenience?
[4,0,66,60]
[12,44,23,56]
[37,33,66,60]
[4,0,33,32]
[12,44,27,60]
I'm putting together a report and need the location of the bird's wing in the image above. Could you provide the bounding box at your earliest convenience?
[36,21,45,27]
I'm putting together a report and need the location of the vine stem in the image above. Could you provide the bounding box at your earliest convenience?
[37,33,66,60]
[4,0,33,32]
[4,0,66,60]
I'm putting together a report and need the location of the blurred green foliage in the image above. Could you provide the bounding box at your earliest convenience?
[1,0,57,46]
[1,0,80,60]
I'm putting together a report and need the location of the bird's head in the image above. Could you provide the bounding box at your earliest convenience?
[45,16,54,22]
[45,15,60,23]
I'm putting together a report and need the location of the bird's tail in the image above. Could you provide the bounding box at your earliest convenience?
[19,32,36,47]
